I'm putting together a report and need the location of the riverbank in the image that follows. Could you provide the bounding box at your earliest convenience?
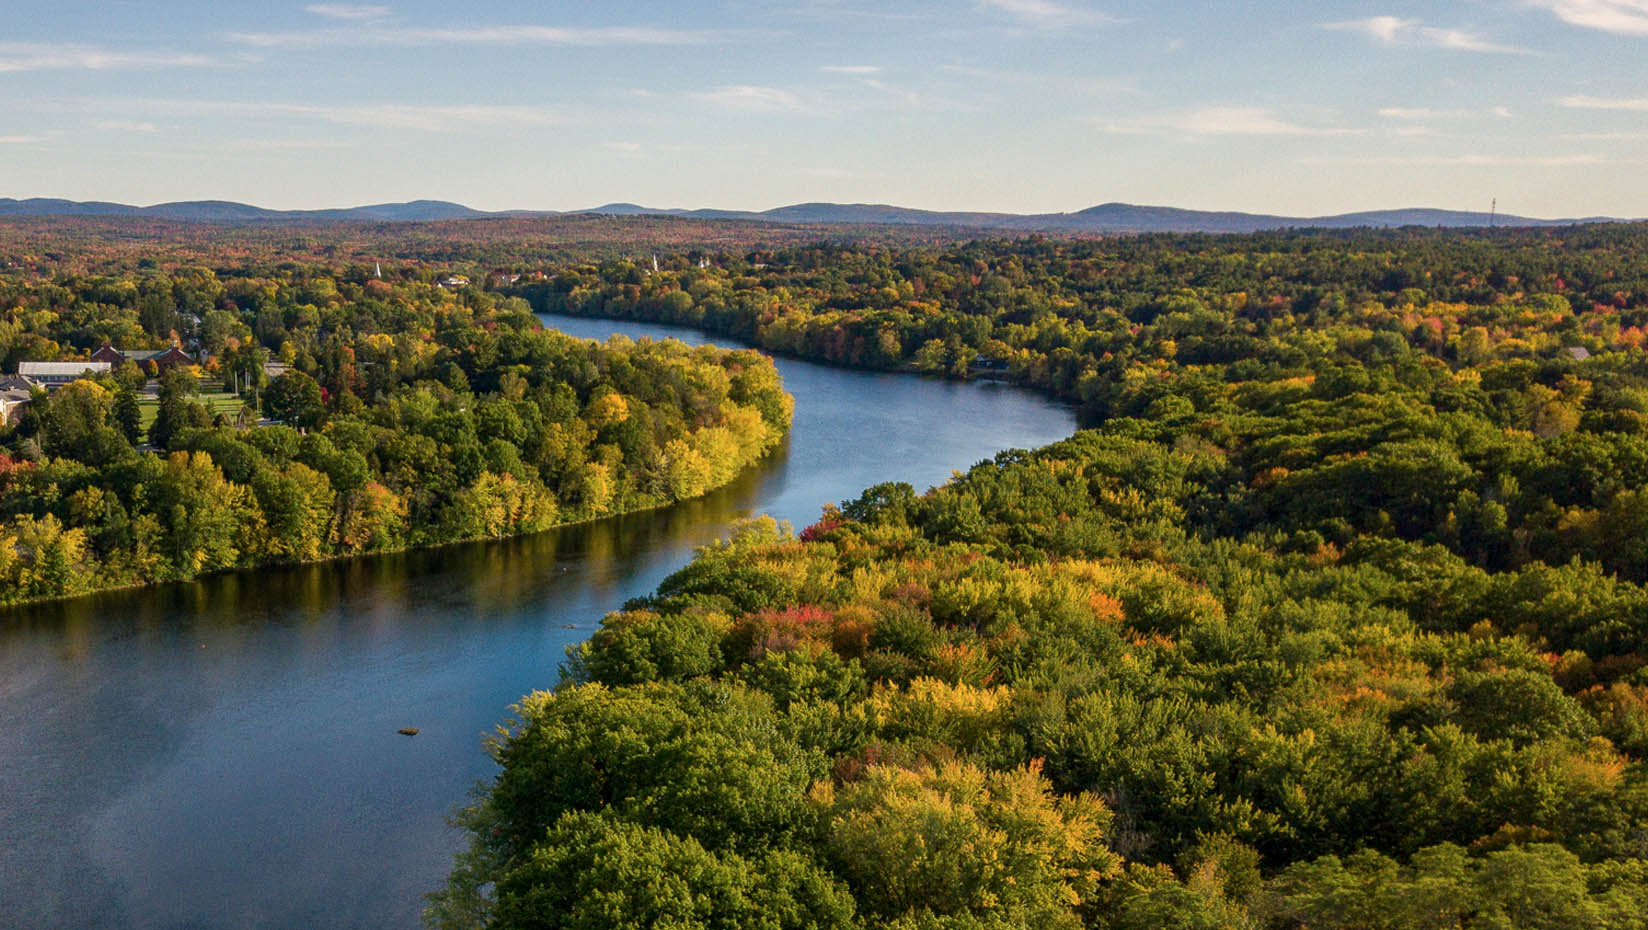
[0,314,1079,930]
[1,327,793,610]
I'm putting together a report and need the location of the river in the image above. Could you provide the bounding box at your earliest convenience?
[0,314,1078,930]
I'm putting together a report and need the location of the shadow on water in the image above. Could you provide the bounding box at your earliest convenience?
[0,450,786,930]
[0,315,1075,930]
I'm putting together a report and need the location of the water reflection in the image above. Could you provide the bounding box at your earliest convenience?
[0,315,1076,930]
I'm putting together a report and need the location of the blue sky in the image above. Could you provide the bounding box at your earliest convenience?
[3,1,1647,216]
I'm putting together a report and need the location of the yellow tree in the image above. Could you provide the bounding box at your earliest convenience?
[812,760,1118,929]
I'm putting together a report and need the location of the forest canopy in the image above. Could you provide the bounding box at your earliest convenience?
[0,265,791,605]
[428,222,1648,929]
[6,217,1648,927]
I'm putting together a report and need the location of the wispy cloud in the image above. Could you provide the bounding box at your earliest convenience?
[94,119,160,132]
[1332,15,1414,42]
[1100,106,1360,137]
[218,138,357,152]
[304,4,391,20]
[802,166,880,180]
[0,135,49,144]
[1300,153,1613,166]
[1324,16,1531,53]
[689,69,934,117]
[265,102,563,131]
[1565,130,1648,140]
[224,24,721,49]
[1560,93,1648,110]
[979,0,1122,29]
[1378,106,1514,119]
[121,98,563,132]
[1527,0,1648,36]
[857,77,923,108]
[939,65,1140,98]
[0,42,212,73]
[695,85,804,113]
[821,65,881,74]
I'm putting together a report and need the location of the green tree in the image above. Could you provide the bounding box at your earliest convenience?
[483,813,857,930]
[149,368,204,450]
[113,383,143,445]
[264,370,326,429]
[40,379,125,463]
[250,460,336,562]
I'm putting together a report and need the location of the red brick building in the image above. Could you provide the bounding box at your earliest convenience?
[91,344,196,371]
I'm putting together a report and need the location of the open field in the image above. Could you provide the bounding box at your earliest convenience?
[136,392,246,432]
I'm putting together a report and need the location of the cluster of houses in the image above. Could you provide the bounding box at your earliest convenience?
[443,271,545,290]
[0,343,198,427]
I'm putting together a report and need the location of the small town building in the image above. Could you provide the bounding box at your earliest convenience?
[17,361,112,387]
[0,385,32,426]
[90,343,196,371]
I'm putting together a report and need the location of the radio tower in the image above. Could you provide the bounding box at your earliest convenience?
[1489,198,1497,229]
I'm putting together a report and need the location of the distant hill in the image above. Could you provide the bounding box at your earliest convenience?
[564,200,1627,232]
[0,198,489,224]
[0,197,1631,233]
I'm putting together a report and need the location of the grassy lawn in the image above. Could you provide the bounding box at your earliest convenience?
[137,392,249,432]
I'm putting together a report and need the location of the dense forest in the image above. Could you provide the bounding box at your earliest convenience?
[8,218,1648,926]
[0,213,970,276]
[431,223,1648,928]
[520,227,1648,580]
[0,269,791,605]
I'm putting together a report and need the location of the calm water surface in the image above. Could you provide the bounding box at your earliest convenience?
[0,314,1078,930]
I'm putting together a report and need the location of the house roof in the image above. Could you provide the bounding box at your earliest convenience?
[18,361,112,377]
[112,347,190,361]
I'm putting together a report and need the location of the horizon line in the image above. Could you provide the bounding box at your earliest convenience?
[1,194,1634,223]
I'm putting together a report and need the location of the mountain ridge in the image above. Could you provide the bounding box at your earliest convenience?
[0,197,1632,233]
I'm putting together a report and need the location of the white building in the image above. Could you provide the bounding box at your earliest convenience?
[17,361,111,387]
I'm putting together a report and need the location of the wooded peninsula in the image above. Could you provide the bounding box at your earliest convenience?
[0,261,792,605]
